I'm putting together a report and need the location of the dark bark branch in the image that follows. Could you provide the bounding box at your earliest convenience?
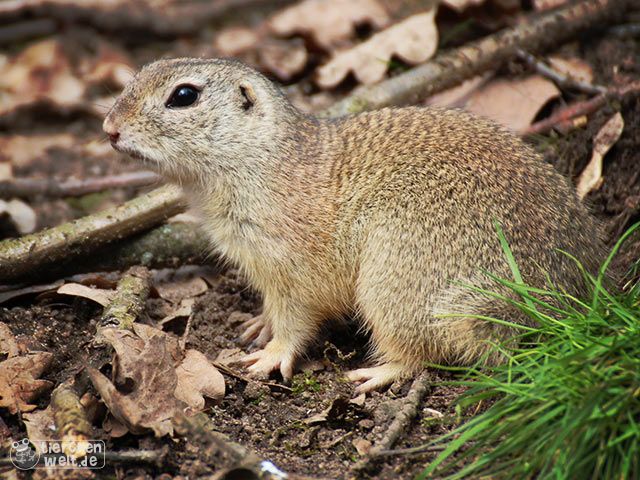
[323,0,630,117]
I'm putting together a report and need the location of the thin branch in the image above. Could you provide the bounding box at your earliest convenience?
[516,49,606,95]
[350,370,432,475]
[523,81,640,135]
[0,185,187,285]
[0,171,160,199]
[99,266,151,330]
[324,0,630,117]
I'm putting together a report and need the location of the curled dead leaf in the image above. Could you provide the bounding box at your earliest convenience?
[89,324,225,437]
[269,0,390,50]
[57,282,116,307]
[174,349,225,411]
[465,75,560,131]
[0,198,36,234]
[0,351,54,414]
[316,10,438,88]
[548,56,594,84]
[442,0,486,12]
[577,112,624,199]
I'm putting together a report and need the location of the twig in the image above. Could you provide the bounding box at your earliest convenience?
[516,49,606,95]
[0,185,187,284]
[376,444,445,456]
[0,171,160,199]
[100,266,151,330]
[324,0,630,117]
[350,370,432,475]
[103,448,168,466]
[213,362,293,393]
[523,81,640,135]
[0,18,57,45]
[173,412,261,465]
[0,0,295,37]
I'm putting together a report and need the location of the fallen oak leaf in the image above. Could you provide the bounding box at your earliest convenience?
[576,112,624,199]
[89,324,224,437]
[0,322,20,357]
[442,0,486,12]
[547,56,594,84]
[0,352,53,414]
[0,39,85,117]
[57,282,116,307]
[0,198,37,234]
[316,9,438,88]
[87,327,178,437]
[269,0,390,50]
[465,75,560,131]
[174,349,225,411]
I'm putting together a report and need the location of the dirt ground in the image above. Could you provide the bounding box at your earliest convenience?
[1,4,640,480]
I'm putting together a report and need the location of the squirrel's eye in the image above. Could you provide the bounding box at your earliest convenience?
[166,85,200,108]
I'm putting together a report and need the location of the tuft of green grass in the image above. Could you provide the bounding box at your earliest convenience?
[419,223,640,480]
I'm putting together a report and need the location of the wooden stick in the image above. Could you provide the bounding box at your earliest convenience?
[100,266,151,330]
[0,171,160,200]
[0,185,187,284]
[350,370,432,475]
[324,0,630,117]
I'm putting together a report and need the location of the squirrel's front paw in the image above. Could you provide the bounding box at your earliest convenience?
[241,341,296,381]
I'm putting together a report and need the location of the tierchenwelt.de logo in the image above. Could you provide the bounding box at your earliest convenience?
[9,439,105,470]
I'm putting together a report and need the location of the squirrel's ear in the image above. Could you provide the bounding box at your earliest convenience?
[239,82,257,111]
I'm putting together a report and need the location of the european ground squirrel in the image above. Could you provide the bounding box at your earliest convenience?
[104,58,605,393]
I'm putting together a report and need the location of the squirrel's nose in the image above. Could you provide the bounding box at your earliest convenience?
[107,131,120,143]
[103,118,120,144]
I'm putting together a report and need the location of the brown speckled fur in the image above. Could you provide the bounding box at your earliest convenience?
[104,58,606,392]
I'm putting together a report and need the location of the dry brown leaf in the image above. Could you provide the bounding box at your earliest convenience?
[23,405,55,446]
[0,133,75,167]
[353,438,372,455]
[0,199,36,234]
[89,323,223,437]
[548,56,594,84]
[215,347,246,366]
[269,0,390,50]
[465,75,560,131]
[0,39,85,116]
[174,349,225,411]
[88,326,178,437]
[316,10,438,88]
[214,26,261,56]
[0,352,53,414]
[0,281,64,305]
[156,276,208,304]
[159,297,195,326]
[442,0,486,12]
[57,283,116,307]
[577,112,624,199]
[426,75,489,108]
[81,43,135,90]
[0,162,11,181]
[259,38,308,82]
[533,0,567,10]
[0,323,20,358]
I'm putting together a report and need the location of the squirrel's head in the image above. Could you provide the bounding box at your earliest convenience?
[103,58,298,183]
